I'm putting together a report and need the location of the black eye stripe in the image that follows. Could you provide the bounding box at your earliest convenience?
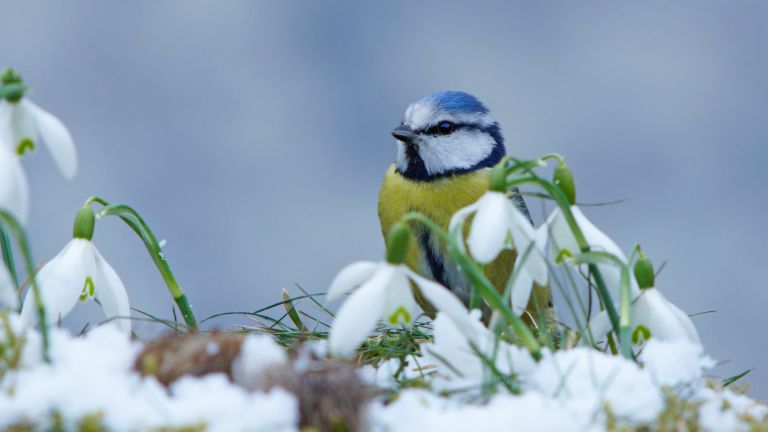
[422,122,478,135]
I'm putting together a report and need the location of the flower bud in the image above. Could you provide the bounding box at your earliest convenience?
[633,246,655,289]
[553,160,576,205]
[73,206,96,240]
[489,162,507,192]
[0,68,27,103]
[385,222,411,265]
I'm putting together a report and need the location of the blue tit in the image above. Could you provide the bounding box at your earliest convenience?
[378,91,553,323]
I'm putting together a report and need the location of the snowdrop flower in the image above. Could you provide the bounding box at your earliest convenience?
[590,251,700,345]
[546,205,640,300]
[20,206,131,333]
[327,223,473,356]
[421,310,536,393]
[450,190,549,315]
[0,69,77,178]
[590,287,700,345]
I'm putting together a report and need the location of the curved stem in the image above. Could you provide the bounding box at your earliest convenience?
[401,212,542,360]
[84,196,111,207]
[94,201,198,331]
[541,153,566,164]
[0,211,50,362]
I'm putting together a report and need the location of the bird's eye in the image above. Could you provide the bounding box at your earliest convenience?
[437,121,454,135]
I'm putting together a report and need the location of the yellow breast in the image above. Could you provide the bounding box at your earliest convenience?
[378,164,491,235]
[377,164,513,300]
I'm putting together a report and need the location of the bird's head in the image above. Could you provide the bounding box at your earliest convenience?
[391,91,505,181]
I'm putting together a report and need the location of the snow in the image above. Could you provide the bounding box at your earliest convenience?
[0,321,297,431]
[419,310,536,395]
[370,389,599,432]
[528,347,663,424]
[363,313,766,431]
[640,339,716,386]
[0,314,764,431]
[231,333,288,390]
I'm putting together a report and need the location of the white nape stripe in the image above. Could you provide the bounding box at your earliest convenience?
[403,100,495,131]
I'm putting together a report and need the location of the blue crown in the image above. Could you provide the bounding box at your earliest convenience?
[421,91,489,114]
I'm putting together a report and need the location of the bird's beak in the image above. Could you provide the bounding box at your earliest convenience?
[391,125,416,144]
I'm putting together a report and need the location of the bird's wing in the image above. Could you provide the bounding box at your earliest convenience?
[507,187,533,225]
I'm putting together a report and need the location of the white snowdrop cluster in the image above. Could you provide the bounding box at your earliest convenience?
[0,313,765,431]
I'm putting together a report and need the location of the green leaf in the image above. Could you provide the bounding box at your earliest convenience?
[97,202,198,331]
[722,369,753,387]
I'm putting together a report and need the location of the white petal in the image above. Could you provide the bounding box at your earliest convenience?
[0,101,14,150]
[20,239,93,328]
[0,261,18,309]
[570,206,626,260]
[24,100,77,179]
[512,223,549,286]
[585,310,612,342]
[406,269,476,339]
[328,266,392,356]
[383,266,420,325]
[509,268,534,316]
[548,205,636,300]
[5,101,37,152]
[548,205,624,257]
[0,146,29,223]
[327,261,379,301]
[448,200,479,240]
[633,289,700,344]
[467,192,513,264]
[546,207,579,257]
[667,299,701,344]
[92,246,131,334]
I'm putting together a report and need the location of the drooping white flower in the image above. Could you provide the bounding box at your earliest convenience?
[0,98,77,179]
[327,260,473,356]
[20,211,131,334]
[449,191,549,315]
[546,205,640,301]
[0,143,29,224]
[421,310,536,393]
[589,287,700,345]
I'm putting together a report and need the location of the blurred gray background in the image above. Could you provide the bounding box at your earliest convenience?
[2,2,766,395]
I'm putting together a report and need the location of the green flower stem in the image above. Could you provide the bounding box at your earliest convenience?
[401,212,543,361]
[0,228,19,296]
[90,198,198,332]
[504,169,622,341]
[0,211,50,362]
[541,153,566,164]
[567,251,633,359]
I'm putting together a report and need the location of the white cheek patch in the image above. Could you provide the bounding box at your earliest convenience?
[419,130,496,174]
